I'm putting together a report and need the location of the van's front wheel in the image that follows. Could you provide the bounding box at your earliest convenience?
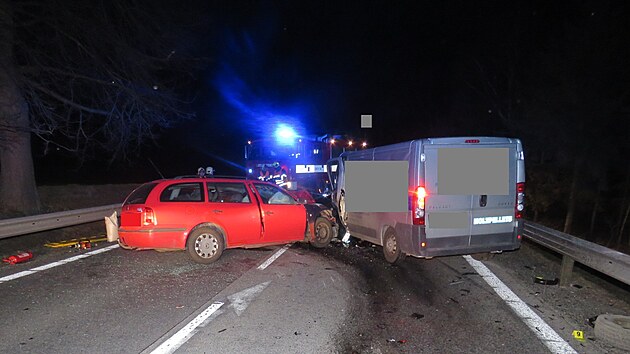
[311,217,333,248]
[383,229,405,264]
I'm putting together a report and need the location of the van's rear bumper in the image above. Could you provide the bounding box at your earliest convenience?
[404,221,523,258]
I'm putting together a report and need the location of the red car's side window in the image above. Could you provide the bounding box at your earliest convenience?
[123,183,158,205]
[208,182,251,203]
[159,183,204,202]
[253,183,298,205]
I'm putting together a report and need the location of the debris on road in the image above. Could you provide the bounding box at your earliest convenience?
[533,276,559,285]
[44,236,107,248]
[411,313,425,320]
[2,251,34,265]
[341,231,352,248]
[73,241,92,250]
[586,316,598,328]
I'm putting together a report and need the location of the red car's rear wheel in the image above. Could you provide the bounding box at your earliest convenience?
[187,227,224,264]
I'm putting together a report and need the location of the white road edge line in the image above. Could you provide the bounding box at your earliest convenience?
[463,255,577,354]
[0,244,120,284]
[150,302,224,354]
[257,243,291,270]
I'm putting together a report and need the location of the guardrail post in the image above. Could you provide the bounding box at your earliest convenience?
[559,255,574,287]
[524,221,630,287]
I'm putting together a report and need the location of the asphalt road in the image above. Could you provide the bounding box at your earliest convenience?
[1,234,629,353]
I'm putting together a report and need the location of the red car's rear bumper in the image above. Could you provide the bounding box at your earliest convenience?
[118,228,187,249]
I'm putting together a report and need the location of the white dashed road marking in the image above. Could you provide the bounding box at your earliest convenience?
[463,255,577,354]
[148,245,289,353]
[0,244,120,284]
[257,243,291,270]
[150,302,225,354]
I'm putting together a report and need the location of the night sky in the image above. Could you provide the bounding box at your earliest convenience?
[33,1,630,184]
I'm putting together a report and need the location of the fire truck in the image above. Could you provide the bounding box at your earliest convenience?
[244,134,334,195]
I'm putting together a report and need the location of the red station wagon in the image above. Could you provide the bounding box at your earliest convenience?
[118,177,337,263]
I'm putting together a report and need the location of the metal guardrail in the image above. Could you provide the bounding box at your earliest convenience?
[0,204,121,240]
[523,220,630,286]
[1,208,628,288]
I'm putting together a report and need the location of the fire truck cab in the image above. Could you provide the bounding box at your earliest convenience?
[244,136,331,195]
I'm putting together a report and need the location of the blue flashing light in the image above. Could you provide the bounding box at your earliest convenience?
[248,168,253,174]
[275,124,297,145]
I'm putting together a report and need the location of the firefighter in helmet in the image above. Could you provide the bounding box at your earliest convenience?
[270,161,288,186]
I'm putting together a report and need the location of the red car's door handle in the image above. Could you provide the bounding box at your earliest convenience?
[265,211,274,215]
[213,209,223,213]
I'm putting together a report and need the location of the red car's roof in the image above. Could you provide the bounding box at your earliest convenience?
[150,177,247,183]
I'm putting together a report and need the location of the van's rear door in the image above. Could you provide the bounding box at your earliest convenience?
[423,145,472,251]
[423,138,518,255]
[467,142,517,248]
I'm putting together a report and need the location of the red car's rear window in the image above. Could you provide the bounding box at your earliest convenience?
[124,183,158,205]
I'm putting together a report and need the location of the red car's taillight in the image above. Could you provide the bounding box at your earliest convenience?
[143,207,156,226]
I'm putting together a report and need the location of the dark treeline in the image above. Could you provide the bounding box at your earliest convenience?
[460,2,630,250]
[359,2,630,250]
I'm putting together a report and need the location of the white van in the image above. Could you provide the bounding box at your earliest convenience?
[326,137,525,263]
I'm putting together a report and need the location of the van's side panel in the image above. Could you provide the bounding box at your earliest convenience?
[344,141,413,246]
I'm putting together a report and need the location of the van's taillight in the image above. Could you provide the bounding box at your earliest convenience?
[143,207,156,226]
[413,186,427,225]
[515,182,525,219]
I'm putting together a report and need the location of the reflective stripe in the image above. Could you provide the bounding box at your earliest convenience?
[296,165,327,173]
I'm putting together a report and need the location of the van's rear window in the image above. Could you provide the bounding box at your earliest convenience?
[124,183,158,205]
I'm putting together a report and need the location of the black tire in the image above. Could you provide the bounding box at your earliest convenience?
[595,314,630,351]
[311,217,334,248]
[186,227,224,264]
[383,229,405,264]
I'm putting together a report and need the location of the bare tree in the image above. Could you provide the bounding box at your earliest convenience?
[0,0,196,215]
